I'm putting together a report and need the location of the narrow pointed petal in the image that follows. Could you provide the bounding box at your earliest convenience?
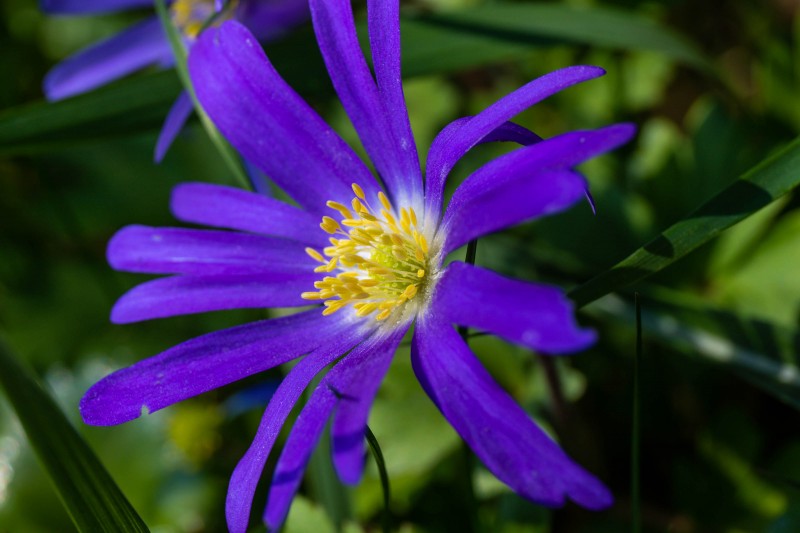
[433,262,595,354]
[80,310,347,426]
[329,324,409,484]
[263,383,338,530]
[40,0,152,14]
[310,0,422,207]
[367,0,421,200]
[263,324,403,529]
[226,325,371,533]
[424,65,606,217]
[44,17,171,100]
[412,315,612,510]
[440,124,636,253]
[107,225,314,276]
[188,21,378,212]
[436,117,543,148]
[170,183,326,245]
[154,91,194,162]
[110,272,321,324]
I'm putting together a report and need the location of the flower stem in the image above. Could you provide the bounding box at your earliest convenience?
[632,292,642,533]
[458,239,480,533]
[153,0,252,190]
[366,426,392,533]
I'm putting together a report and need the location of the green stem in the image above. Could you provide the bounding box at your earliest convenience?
[152,0,251,190]
[366,426,392,533]
[632,293,642,533]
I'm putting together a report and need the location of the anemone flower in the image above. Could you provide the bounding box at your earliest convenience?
[41,0,308,161]
[80,1,636,530]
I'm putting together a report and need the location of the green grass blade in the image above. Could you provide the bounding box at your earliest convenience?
[366,425,392,533]
[0,338,149,532]
[570,136,800,308]
[418,2,712,73]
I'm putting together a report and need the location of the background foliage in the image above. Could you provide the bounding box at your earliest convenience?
[1,0,800,531]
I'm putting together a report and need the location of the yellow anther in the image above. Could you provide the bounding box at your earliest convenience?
[378,191,392,211]
[409,208,418,226]
[326,201,353,219]
[376,309,392,321]
[403,285,418,299]
[321,216,340,233]
[301,292,322,300]
[417,269,425,278]
[352,183,366,200]
[305,247,325,263]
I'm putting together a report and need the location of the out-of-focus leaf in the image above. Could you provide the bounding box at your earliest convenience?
[589,292,800,410]
[570,136,800,308]
[418,2,713,72]
[0,338,149,533]
[0,3,709,155]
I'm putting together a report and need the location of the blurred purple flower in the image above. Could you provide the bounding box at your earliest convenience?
[41,0,309,161]
[80,1,635,530]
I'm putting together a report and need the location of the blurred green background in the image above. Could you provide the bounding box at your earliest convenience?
[1,0,800,531]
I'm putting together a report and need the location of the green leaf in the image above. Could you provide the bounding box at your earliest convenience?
[570,136,800,308]
[0,338,149,533]
[0,3,709,155]
[416,2,713,73]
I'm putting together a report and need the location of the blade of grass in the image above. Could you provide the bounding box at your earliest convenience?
[570,136,800,308]
[0,337,149,532]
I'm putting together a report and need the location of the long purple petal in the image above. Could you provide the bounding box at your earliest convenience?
[237,0,311,41]
[110,272,320,324]
[154,91,194,162]
[263,324,405,529]
[188,21,379,213]
[436,118,543,148]
[433,262,595,354]
[440,124,636,253]
[170,183,326,246]
[264,380,338,529]
[107,225,315,276]
[329,324,409,484]
[44,17,171,100]
[424,65,606,219]
[367,0,422,203]
[226,324,371,533]
[411,315,612,510]
[80,309,348,426]
[310,0,422,208]
[40,0,152,14]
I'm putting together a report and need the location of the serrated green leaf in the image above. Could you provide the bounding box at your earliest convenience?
[0,338,149,533]
[570,136,800,308]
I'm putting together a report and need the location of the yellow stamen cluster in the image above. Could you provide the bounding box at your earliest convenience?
[171,0,238,39]
[302,184,430,321]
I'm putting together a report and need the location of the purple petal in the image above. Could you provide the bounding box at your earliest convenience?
[80,309,347,426]
[424,65,606,219]
[226,324,371,533]
[107,225,315,276]
[110,272,321,324]
[154,91,194,162]
[433,262,595,354]
[237,0,311,41]
[264,381,338,529]
[328,324,409,484]
[188,21,379,213]
[170,183,326,246]
[40,0,152,14]
[310,0,422,207]
[437,117,543,147]
[411,315,613,510]
[439,124,636,253]
[44,17,171,100]
[263,324,405,529]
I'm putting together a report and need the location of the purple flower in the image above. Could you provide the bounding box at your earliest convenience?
[81,1,636,530]
[41,0,309,161]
